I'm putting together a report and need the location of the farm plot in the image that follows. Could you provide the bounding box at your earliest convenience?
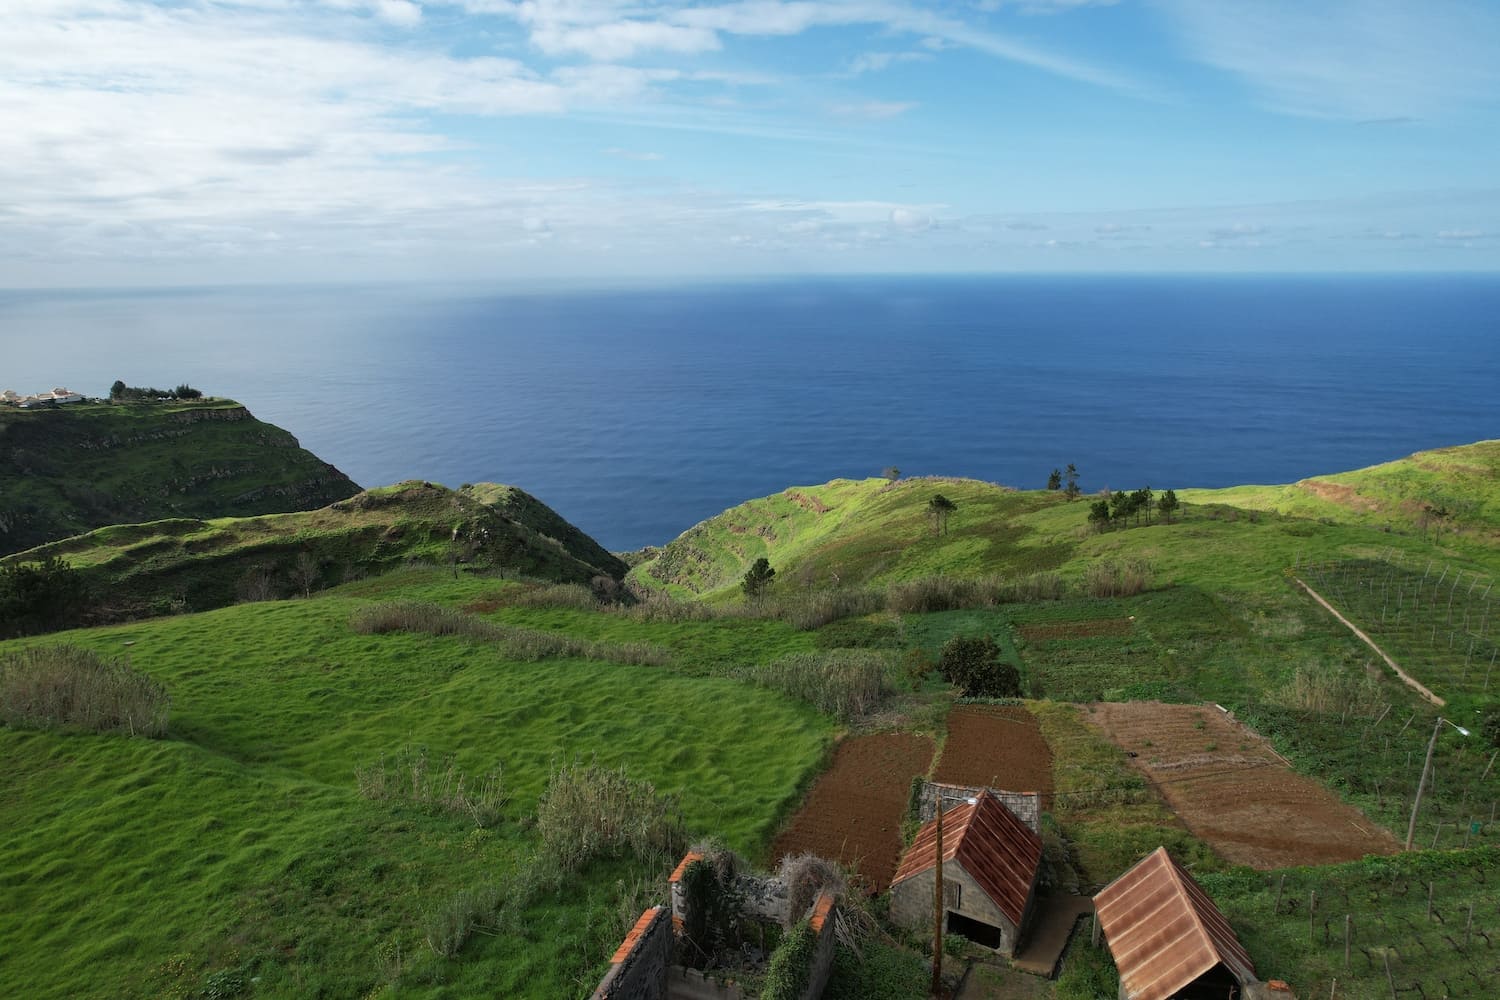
[771,732,935,892]
[1086,702,1399,869]
[933,704,1054,802]
[1298,557,1500,699]
[1009,607,1172,702]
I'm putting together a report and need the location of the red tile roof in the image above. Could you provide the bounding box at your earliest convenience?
[610,906,664,964]
[1093,847,1256,1000]
[890,790,1042,926]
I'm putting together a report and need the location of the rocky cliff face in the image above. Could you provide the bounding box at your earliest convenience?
[0,400,359,556]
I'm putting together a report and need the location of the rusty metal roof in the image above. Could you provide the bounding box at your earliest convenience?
[890,789,1042,926]
[1093,847,1256,1000]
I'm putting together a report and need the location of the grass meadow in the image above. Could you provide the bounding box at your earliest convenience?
[0,576,834,999]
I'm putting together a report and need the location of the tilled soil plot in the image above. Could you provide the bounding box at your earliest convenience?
[933,704,1054,802]
[771,732,935,892]
[1085,701,1399,868]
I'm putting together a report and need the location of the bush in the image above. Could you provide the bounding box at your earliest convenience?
[886,576,990,614]
[776,588,886,630]
[937,636,1021,698]
[760,920,818,1000]
[355,746,510,827]
[0,556,90,638]
[1082,559,1153,598]
[535,759,686,871]
[0,645,169,736]
[422,885,502,958]
[348,601,671,666]
[752,651,896,721]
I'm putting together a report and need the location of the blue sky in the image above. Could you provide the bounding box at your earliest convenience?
[4,0,1499,285]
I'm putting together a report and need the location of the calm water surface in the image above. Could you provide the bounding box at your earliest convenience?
[2,275,1496,550]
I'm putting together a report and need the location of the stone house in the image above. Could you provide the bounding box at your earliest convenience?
[888,789,1043,956]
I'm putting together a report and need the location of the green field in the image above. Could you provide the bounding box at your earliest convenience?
[0,574,834,999]
[7,439,1500,999]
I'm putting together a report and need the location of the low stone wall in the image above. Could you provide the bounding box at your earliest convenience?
[801,891,839,1000]
[916,781,1041,833]
[592,906,672,1000]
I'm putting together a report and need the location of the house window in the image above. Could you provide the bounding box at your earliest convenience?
[943,882,961,911]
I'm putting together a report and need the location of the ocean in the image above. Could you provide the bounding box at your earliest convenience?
[2,274,1496,551]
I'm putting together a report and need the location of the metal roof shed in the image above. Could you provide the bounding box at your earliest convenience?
[1093,847,1261,1000]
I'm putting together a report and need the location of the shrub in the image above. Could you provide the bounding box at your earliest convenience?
[937,636,1021,698]
[776,588,886,631]
[761,920,818,1000]
[777,853,846,928]
[752,651,896,721]
[355,746,510,827]
[1082,559,1153,598]
[422,885,502,958]
[886,575,990,614]
[535,759,686,871]
[0,556,90,638]
[508,583,597,611]
[0,645,169,736]
[348,601,671,666]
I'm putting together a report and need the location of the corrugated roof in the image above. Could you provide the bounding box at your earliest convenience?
[890,790,1042,926]
[1093,847,1256,1000]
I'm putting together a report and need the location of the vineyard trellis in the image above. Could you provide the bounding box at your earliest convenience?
[1295,551,1500,698]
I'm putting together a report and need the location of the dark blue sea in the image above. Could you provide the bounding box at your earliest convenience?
[3,275,1497,551]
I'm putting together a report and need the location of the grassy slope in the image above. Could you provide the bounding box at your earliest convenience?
[3,481,628,616]
[0,571,833,1000]
[0,400,360,556]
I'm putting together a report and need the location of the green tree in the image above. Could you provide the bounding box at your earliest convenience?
[109,379,126,400]
[1046,468,1062,490]
[0,557,90,638]
[1087,499,1112,533]
[742,557,775,600]
[174,383,203,400]
[1158,488,1180,525]
[1109,490,1132,525]
[1063,463,1080,501]
[926,494,957,537]
[938,636,1022,698]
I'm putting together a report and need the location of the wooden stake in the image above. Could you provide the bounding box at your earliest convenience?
[1310,890,1317,940]
[1467,903,1475,948]
[931,802,944,997]
[1427,881,1435,921]
[1406,717,1443,850]
[1274,873,1286,913]
[1384,951,1397,1000]
[1345,913,1352,969]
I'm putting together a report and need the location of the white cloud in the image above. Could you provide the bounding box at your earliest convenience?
[889,207,931,230]
[1437,229,1486,240]
[1157,0,1500,119]
[829,100,917,119]
[846,50,931,75]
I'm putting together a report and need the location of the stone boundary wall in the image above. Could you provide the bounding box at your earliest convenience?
[916,781,1041,833]
[592,906,671,1000]
[800,891,839,1000]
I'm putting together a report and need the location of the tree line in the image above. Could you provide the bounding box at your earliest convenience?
[1087,487,1179,532]
[109,380,203,402]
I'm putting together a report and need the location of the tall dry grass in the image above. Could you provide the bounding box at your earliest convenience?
[348,601,671,666]
[355,745,510,828]
[534,758,686,871]
[0,645,168,737]
[1082,559,1154,598]
[751,650,896,721]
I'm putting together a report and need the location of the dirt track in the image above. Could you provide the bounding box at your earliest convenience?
[1085,702,1399,869]
[771,732,934,892]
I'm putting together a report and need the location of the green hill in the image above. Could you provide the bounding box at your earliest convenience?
[0,398,361,556]
[631,442,1500,600]
[3,480,628,620]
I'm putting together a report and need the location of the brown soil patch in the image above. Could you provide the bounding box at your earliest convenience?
[771,732,934,892]
[1017,619,1133,642]
[462,593,509,613]
[933,705,1054,802]
[1297,479,1381,512]
[784,490,831,514]
[1084,702,1399,869]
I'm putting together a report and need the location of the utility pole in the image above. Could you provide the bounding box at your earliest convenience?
[931,801,944,997]
[1406,717,1444,850]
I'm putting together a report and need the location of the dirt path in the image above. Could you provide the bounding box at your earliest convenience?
[1085,701,1399,869]
[771,732,934,892]
[1295,577,1444,706]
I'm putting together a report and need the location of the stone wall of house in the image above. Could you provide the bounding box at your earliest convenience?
[889,861,1021,956]
[591,906,671,1000]
[916,782,1041,834]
